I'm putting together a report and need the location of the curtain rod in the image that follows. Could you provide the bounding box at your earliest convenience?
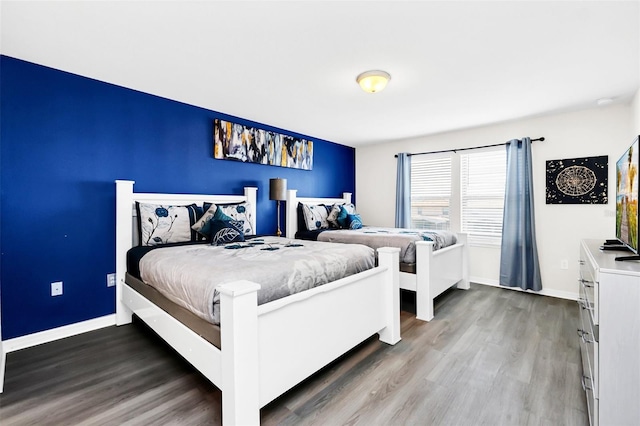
[394,137,545,158]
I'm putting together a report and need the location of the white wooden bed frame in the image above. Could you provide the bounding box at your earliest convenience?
[285,189,470,322]
[115,180,401,425]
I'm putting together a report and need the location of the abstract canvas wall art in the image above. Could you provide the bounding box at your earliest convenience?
[213,118,313,170]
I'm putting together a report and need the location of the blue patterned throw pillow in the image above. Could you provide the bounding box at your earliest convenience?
[347,213,363,230]
[210,220,245,245]
[198,207,234,239]
[213,207,232,221]
[332,203,357,228]
[336,206,350,228]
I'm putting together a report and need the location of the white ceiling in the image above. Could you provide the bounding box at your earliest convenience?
[1,1,639,147]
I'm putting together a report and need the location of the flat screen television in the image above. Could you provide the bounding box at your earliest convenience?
[615,136,640,260]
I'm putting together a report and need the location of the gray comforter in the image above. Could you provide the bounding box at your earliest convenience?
[317,227,457,264]
[139,237,374,324]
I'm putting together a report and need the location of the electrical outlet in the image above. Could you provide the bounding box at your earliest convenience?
[107,273,116,287]
[51,281,63,296]
[560,259,569,270]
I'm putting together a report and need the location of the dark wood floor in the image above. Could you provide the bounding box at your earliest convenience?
[0,284,588,425]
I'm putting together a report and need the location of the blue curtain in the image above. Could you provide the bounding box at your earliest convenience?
[395,153,411,228]
[499,138,542,291]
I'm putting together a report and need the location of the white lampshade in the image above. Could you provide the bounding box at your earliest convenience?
[356,70,391,93]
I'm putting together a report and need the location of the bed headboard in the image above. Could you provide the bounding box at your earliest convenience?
[114,180,258,322]
[284,189,352,239]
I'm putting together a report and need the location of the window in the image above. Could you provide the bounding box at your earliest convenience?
[408,148,507,245]
[460,149,507,246]
[410,155,452,230]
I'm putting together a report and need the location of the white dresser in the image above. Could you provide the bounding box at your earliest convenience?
[578,240,640,426]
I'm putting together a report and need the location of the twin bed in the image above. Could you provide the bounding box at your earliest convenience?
[114,180,401,425]
[285,189,470,322]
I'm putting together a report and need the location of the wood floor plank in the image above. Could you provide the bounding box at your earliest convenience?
[0,284,588,425]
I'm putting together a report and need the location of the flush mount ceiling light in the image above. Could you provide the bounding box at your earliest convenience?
[596,97,614,106]
[356,70,391,93]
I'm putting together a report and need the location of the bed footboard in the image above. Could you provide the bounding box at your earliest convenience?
[218,247,400,423]
[413,233,470,321]
[254,246,401,408]
[377,247,401,345]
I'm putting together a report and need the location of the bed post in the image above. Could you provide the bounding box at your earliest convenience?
[244,186,258,234]
[342,192,352,203]
[115,180,134,326]
[0,339,5,393]
[456,233,471,290]
[285,189,298,238]
[377,247,401,345]
[218,280,261,426]
[415,240,436,321]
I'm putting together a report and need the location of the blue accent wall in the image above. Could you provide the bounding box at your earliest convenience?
[0,55,355,339]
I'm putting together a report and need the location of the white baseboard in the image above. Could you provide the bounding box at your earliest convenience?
[3,314,116,353]
[470,277,578,301]
[1,279,578,353]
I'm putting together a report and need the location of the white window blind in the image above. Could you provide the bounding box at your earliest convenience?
[460,149,506,246]
[410,155,451,230]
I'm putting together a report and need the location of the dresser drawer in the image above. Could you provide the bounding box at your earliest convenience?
[582,371,598,426]
[578,277,597,327]
[579,245,599,325]
[578,297,598,397]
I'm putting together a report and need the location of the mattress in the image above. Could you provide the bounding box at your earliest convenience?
[307,227,457,264]
[130,236,375,325]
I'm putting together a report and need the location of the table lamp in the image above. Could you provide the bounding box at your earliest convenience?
[269,178,287,236]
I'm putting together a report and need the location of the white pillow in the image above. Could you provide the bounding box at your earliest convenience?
[137,203,199,246]
[302,203,330,231]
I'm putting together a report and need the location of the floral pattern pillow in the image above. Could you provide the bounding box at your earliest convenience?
[218,202,254,236]
[137,203,199,246]
[302,203,330,231]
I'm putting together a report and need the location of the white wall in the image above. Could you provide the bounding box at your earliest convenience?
[632,89,640,135]
[356,103,632,299]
